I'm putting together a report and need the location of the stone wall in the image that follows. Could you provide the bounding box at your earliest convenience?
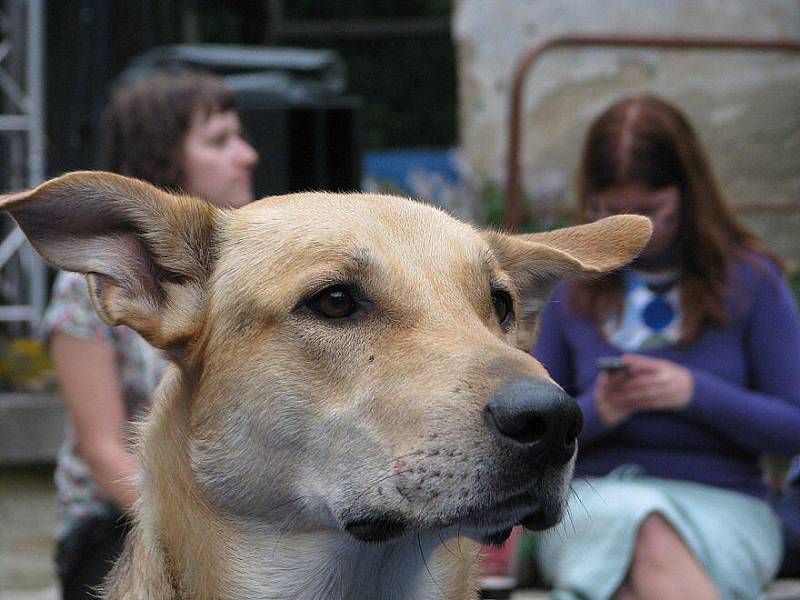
[453,0,800,257]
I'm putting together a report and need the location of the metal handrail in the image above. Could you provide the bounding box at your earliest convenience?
[504,34,800,231]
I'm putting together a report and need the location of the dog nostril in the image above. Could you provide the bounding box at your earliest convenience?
[510,415,548,445]
[486,405,549,445]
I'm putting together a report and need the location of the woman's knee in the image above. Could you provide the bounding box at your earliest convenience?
[632,513,687,568]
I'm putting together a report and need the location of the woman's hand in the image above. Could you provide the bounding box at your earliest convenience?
[594,354,694,426]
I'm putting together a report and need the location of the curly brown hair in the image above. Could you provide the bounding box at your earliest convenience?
[98,72,235,192]
[570,94,779,342]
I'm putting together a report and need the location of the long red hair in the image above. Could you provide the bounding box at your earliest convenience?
[570,94,779,342]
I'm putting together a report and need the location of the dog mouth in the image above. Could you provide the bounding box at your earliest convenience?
[344,514,408,543]
[465,489,566,545]
[342,488,565,545]
[478,503,566,545]
[340,443,575,544]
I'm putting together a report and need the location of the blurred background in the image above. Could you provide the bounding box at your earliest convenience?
[1,1,799,597]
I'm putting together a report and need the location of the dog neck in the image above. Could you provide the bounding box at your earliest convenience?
[230,528,473,600]
[126,368,476,600]
[133,367,236,598]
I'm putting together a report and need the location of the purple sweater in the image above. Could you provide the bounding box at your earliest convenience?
[533,255,800,499]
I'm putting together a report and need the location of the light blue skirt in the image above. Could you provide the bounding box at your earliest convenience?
[532,467,783,600]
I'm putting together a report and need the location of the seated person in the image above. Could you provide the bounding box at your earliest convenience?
[45,71,258,600]
[528,94,800,600]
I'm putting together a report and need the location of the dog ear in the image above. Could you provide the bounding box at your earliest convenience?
[485,215,652,350]
[0,171,221,353]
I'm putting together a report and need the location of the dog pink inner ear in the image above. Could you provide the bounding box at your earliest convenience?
[3,171,218,341]
[6,175,173,299]
[31,230,162,301]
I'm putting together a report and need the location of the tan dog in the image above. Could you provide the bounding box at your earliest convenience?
[2,172,650,600]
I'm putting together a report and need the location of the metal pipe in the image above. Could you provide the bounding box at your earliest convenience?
[27,0,44,186]
[504,34,800,231]
[25,0,46,327]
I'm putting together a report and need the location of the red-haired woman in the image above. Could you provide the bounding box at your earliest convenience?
[530,95,800,600]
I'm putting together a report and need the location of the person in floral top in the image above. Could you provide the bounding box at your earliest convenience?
[44,71,258,600]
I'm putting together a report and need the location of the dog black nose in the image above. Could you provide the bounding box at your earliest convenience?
[484,379,582,462]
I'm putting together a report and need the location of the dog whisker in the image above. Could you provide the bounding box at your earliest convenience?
[272,503,307,559]
[565,503,577,535]
[553,523,566,543]
[569,484,592,521]
[573,471,603,502]
[259,495,310,520]
[436,529,458,559]
[417,532,445,597]
[376,540,399,582]
[311,464,415,513]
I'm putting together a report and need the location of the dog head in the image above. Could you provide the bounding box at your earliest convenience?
[2,172,650,545]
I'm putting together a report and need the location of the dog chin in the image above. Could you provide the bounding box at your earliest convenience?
[479,527,514,546]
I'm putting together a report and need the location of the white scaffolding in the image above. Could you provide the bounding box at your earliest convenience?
[0,0,45,333]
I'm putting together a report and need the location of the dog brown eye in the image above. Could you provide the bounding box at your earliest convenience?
[492,290,513,328]
[309,286,358,319]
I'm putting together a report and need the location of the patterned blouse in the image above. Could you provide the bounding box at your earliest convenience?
[42,271,167,537]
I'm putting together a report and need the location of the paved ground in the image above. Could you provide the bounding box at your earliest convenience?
[0,466,58,599]
[1,465,797,600]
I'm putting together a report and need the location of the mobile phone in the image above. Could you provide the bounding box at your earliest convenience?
[596,356,628,374]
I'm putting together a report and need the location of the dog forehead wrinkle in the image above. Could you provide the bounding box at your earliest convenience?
[222,195,493,305]
[368,228,499,314]
[215,238,464,333]
[214,223,364,285]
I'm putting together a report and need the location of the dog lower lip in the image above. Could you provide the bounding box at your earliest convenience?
[521,506,561,531]
[461,493,544,541]
[480,528,513,546]
[345,517,407,543]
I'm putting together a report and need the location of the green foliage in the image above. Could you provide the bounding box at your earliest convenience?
[479,178,575,233]
[790,273,800,309]
[0,337,55,392]
[480,179,507,230]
